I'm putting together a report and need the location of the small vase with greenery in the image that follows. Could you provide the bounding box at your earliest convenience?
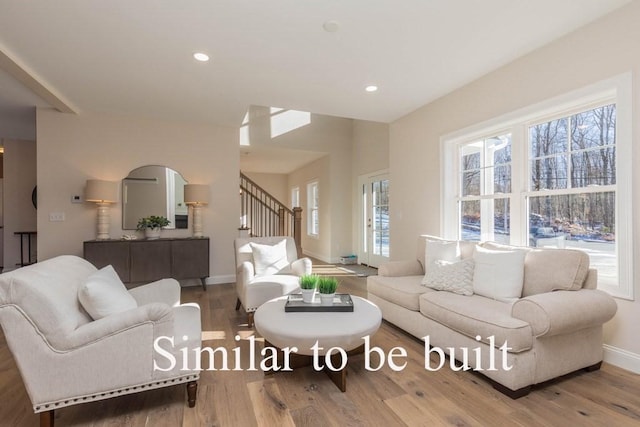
[299,274,318,303]
[137,215,171,240]
[317,276,338,306]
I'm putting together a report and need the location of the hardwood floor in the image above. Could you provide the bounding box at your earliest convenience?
[1,266,640,426]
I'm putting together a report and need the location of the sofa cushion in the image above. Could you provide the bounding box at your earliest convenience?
[422,258,474,296]
[78,265,138,320]
[472,246,526,302]
[523,249,589,296]
[367,275,431,311]
[420,292,532,353]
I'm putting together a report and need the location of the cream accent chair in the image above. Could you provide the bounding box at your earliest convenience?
[0,256,201,427]
[234,236,312,327]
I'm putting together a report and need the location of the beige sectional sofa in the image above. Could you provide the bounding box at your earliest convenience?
[367,235,617,398]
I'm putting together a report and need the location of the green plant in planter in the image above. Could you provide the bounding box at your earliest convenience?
[317,276,339,294]
[136,215,171,231]
[299,274,318,290]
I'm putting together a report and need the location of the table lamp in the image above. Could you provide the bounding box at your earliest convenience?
[184,184,210,238]
[85,179,118,240]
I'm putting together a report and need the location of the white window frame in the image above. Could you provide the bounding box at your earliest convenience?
[291,186,299,209]
[441,73,633,300]
[307,180,319,238]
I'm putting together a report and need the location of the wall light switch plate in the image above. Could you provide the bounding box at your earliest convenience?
[49,212,65,222]
[71,195,83,203]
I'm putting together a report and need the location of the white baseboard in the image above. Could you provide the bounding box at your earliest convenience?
[206,274,236,286]
[603,344,640,374]
[302,250,332,264]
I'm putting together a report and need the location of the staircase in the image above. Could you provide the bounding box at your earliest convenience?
[239,172,302,255]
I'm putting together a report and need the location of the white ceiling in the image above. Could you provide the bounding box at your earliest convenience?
[0,0,631,142]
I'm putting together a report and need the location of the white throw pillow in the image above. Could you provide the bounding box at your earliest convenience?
[424,240,460,275]
[472,246,526,302]
[422,258,475,296]
[250,239,290,276]
[78,265,138,320]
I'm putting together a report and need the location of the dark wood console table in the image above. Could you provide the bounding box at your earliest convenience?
[83,237,210,290]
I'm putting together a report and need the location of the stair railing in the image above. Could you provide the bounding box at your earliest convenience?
[239,172,302,256]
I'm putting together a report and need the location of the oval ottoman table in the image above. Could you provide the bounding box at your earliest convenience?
[254,295,382,391]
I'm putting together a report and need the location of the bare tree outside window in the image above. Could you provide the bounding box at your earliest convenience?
[527,104,616,285]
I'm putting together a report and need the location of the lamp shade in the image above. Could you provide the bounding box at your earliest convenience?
[85,179,118,203]
[184,184,210,205]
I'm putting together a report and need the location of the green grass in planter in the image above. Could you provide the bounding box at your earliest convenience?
[317,277,338,294]
[299,274,318,290]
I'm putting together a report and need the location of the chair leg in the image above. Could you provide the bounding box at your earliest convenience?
[40,410,54,427]
[247,312,254,328]
[235,298,241,311]
[187,381,198,408]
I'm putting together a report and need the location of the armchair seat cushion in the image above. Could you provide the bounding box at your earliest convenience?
[244,274,301,312]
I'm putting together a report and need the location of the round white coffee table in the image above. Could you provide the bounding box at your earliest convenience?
[254,295,382,391]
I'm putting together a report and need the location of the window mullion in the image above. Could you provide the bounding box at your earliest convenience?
[511,124,527,246]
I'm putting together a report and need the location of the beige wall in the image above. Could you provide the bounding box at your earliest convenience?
[245,106,355,262]
[2,139,37,269]
[244,172,288,204]
[246,115,390,263]
[288,155,331,261]
[352,120,390,177]
[389,1,640,365]
[36,109,239,283]
[351,120,390,257]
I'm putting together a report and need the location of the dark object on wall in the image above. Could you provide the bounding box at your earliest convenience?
[31,186,37,209]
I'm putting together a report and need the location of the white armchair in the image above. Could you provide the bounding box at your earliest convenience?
[234,236,312,327]
[0,255,201,427]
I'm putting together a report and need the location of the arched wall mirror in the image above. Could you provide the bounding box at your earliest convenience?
[122,165,188,230]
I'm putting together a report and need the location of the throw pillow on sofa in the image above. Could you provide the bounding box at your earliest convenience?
[422,258,474,295]
[424,240,460,275]
[78,265,138,320]
[472,245,526,302]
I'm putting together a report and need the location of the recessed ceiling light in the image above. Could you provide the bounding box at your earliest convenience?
[193,52,210,62]
[365,85,378,92]
[323,20,340,33]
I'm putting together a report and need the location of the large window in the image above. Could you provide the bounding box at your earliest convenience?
[443,75,632,299]
[307,181,319,237]
[459,134,512,243]
[528,105,617,285]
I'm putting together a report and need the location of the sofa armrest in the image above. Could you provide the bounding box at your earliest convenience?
[291,257,312,276]
[378,260,424,277]
[511,289,617,337]
[61,303,174,350]
[129,278,180,307]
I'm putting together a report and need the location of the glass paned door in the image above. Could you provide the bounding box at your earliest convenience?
[360,174,390,268]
